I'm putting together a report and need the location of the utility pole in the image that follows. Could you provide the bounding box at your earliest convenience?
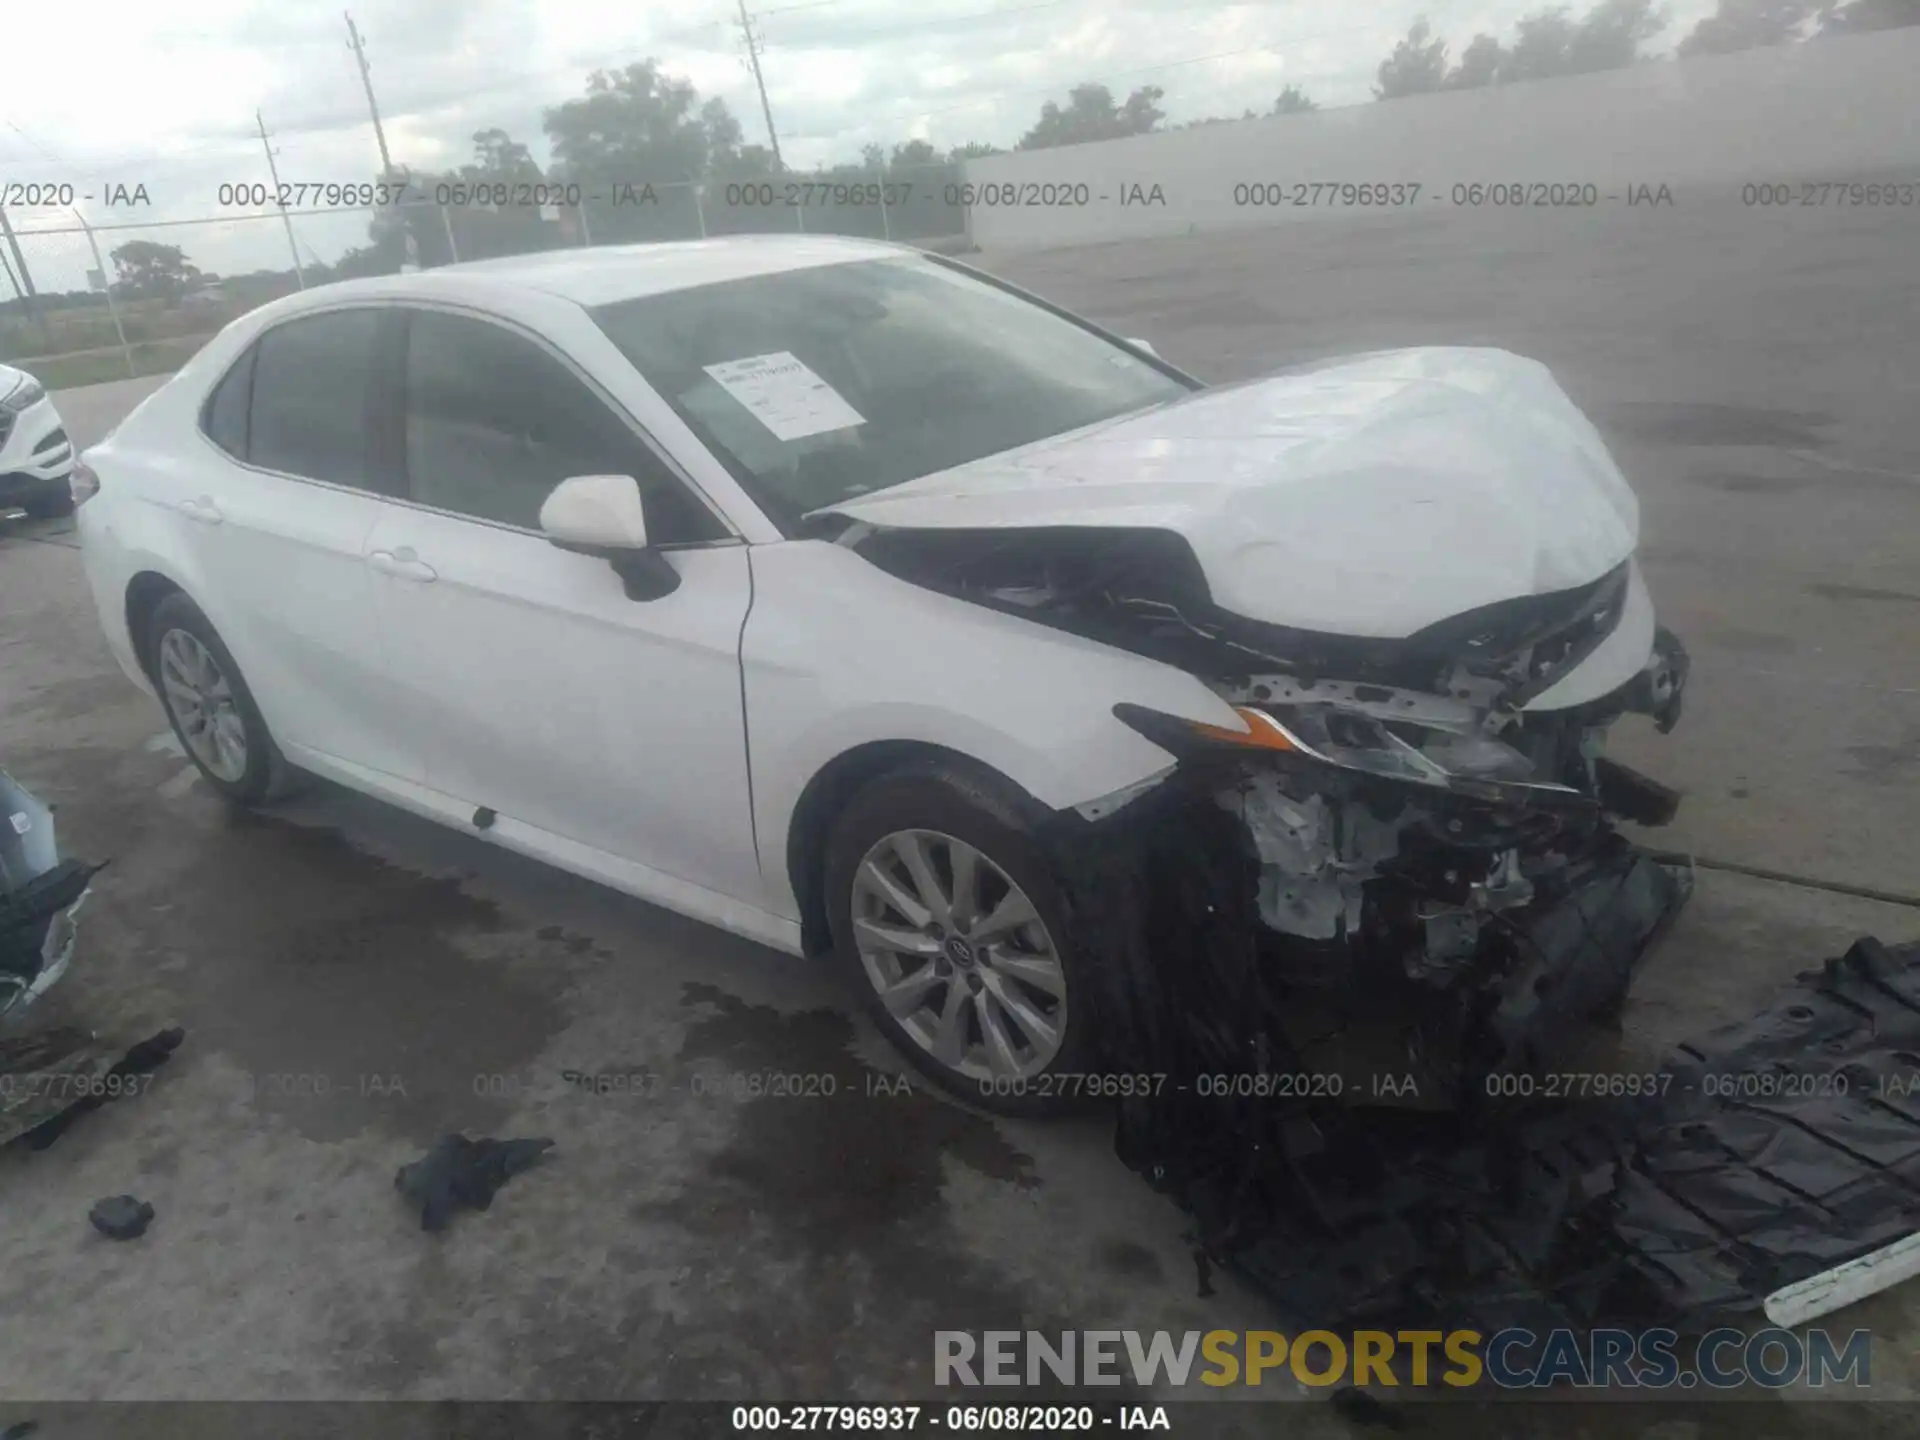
[257,111,308,289]
[0,206,53,352]
[735,0,785,173]
[344,11,396,180]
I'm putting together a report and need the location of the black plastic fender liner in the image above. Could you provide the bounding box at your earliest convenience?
[1047,788,1920,1337]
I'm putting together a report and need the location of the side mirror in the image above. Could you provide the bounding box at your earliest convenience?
[540,474,650,549]
[1125,337,1159,359]
[540,474,680,601]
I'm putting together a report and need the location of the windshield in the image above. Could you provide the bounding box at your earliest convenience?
[590,255,1193,527]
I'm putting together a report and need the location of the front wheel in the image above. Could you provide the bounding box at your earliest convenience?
[823,761,1098,1118]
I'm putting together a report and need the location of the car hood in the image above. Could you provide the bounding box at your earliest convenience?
[817,347,1640,638]
[0,363,32,401]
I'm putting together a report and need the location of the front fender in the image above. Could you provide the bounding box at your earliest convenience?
[741,540,1240,918]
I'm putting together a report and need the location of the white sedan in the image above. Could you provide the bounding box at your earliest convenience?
[74,236,1689,1114]
[0,362,76,519]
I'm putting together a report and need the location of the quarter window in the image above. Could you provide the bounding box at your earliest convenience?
[246,309,383,487]
[201,344,255,460]
[401,310,721,543]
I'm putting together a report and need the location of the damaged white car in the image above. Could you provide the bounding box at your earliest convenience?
[73,236,1689,1114]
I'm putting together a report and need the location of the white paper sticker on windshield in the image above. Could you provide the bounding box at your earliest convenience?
[702,352,865,442]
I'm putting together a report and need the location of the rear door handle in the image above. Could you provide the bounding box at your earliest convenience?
[178,496,224,526]
[367,548,438,583]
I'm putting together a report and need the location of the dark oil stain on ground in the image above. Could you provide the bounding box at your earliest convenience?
[154,808,568,1144]
[1845,727,1920,784]
[606,982,1114,1399]
[1600,401,1834,448]
[1094,1237,1165,1285]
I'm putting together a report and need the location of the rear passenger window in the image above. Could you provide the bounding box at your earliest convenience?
[202,345,254,459]
[248,310,381,486]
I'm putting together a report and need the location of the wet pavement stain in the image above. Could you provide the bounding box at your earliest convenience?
[1094,1237,1166,1284]
[1845,728,1920,784]
[615,983,1078,1396]
[1601,401,1834,448]
[1806,580,1920,605]
[153,808,568,1144]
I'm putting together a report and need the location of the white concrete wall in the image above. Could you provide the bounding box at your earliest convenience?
[961,29,1920,251]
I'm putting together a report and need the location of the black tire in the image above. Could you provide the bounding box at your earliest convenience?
[823,758,1099,1119]
[145,592,303,806]
[22,480,74,518]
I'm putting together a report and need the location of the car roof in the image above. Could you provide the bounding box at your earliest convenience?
[321,234,916,310]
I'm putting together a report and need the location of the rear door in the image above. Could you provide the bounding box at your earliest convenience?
[180,306,422,783]
[362,305,762,906]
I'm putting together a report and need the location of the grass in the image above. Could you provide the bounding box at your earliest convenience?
[27,335,211,390]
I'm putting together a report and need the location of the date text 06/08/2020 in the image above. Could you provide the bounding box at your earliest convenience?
[728,1405,1169,1432]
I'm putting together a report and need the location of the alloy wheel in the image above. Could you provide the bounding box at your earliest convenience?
[849,828,1068,1082]
[157,627,249,784]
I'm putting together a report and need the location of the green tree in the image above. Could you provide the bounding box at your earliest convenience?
[890,139,941,167]
[543,60,743,184]
[947,140,1002,162]
[460,127,546,185]
[1566,0,1671,69]
[1272,85,1318,113]
[1016,83,1165,150]
[1448,33,1508,86]
[1374,18,1450,98]
[1678,0,1824,54]
[109,240,201,303]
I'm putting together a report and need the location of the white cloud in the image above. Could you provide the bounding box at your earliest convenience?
[2,0,1722,285]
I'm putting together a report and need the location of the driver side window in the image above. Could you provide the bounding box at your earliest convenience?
[401,310,723,543]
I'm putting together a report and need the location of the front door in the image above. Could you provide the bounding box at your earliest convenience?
[365,306,762,907]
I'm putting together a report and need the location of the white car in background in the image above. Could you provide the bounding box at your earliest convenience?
[70,236,1690,1115]
[0,363,76,519]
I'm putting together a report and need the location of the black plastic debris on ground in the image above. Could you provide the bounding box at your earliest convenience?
[1053,788,1920,1335]
[89,1194,155,1240]
[2,1025,184,1152]
[396,1133,555,1232]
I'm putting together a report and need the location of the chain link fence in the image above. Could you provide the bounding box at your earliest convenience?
[0,159,972,390]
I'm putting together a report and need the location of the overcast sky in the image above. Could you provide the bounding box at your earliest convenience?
[4,0,1720,287]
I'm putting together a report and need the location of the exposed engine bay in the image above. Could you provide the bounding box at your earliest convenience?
[848,521,1694,1102]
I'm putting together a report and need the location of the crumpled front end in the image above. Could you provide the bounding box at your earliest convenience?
[1096,560,1695,1107]
[1,769,99,1023]
[853,511,1695,1103]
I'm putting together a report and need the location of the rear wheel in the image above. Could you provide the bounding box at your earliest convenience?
[146,592,301,806]
[824,760,1097,1117]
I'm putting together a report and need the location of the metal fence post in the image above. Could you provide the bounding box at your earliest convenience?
[439,203,460,264]
[575,200,593,247]
[694,184,708,238]
[72,210,136,379]
[878,163,892,243]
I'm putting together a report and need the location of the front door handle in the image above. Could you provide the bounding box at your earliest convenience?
[367,548,438,583]
[178,496,224,526]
